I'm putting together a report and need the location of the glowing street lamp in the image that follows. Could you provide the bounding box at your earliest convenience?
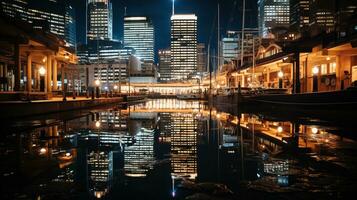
[277,126,283,133]
[95,121,101,128]
[39,67,46,92]
[312,66,319,92]
[278,71,284,89]
[95,80,100,98]
[311,127,319,134]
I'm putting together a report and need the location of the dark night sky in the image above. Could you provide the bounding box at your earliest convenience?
[74,0,258,53]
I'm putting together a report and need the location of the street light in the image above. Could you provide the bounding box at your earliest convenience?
[312,66,319,92]
[311,127,319,134]
[278,71,284,89]
[39,67,46,92]
[277,126,283,133]
[95,79,100,98]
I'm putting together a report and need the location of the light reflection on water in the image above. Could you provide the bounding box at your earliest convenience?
[1,99,357,199]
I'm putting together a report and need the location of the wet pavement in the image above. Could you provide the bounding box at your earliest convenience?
[1,99,357,200]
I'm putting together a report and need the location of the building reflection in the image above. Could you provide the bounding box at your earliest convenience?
[171,113,198,180]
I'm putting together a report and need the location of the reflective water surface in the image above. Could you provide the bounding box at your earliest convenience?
[1,99,357,199]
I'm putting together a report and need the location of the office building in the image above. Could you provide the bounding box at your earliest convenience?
[170,14,198,80]
[124,16,154,63]
[290,0,310,33]
[197,43,207,73]
[0,0,76,48]
[87,0,113,41]
[222,31,239,63]
[258,0,290,37]
[158,49,171,82]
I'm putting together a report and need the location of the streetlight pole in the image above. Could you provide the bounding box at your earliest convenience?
[312,67,319,92]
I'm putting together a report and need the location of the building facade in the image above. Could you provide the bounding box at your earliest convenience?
[0,0,76,48]
[124,16,154,63]
[170,14,198,80]
[197,43,207,73]
[222,31,239,64]
[87,0,113,41]
[158,49,171,82]
[290,0,310,34]
[258,0,290,37]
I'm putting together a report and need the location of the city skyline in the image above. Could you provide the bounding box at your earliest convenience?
[73,0,258,54]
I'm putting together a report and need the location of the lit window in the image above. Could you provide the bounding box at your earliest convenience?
[321,64,328,75]
[329,62,336,74]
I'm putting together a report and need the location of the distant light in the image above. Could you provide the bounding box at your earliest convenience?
[326,56,331,61]
[312,127,318,134]
[114,85,118,90]
[39,67,46,76]
[95,121,101,128]
[104,86,108,90]
[278,71,284,78]
[40,148,47,154]
[283,57,288,61]
[42,57,46,63]
[65,152,71,157]
[64,55,70,59]
[277,126,283,133]
[172,191,176,197]
[312,67,319,75]
[95,79,101,86]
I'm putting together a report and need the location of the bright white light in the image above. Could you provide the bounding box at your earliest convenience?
[277,126,283,133]
[171,14,197,20]
[114,85,118,90]
[65,152,71,157]
[312,127,318,134]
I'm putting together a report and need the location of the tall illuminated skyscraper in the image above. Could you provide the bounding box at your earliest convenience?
[170,14,198,80]
[124,16,154,63]
[87,0,113,41]
[258,0,290,37]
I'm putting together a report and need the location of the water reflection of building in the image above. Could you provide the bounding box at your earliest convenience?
[75,131,123,199]
[123,128,155,177]
[171,113,198,179]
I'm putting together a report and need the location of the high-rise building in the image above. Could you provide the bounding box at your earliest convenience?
[197,43,207,73]
[309,0,335,35]
[124,16,154,63]
[87,0,113,41]
[170,14,198,80]
[290,0,310,33]
[158,49,171,82]
[258,0,290,37]
[309,0,357,36]
[222,31,239,63]
[0,0,77,48]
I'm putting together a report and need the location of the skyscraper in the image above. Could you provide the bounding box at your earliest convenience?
[0,0,77,48]
[124,16,154,63]
[222,31,239,64]
[87,0,113,41]
[290,0,310,33]
[197,43,207,73]
[170,14,198,80]
[158,49,171,82]
[258,0,290,37]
